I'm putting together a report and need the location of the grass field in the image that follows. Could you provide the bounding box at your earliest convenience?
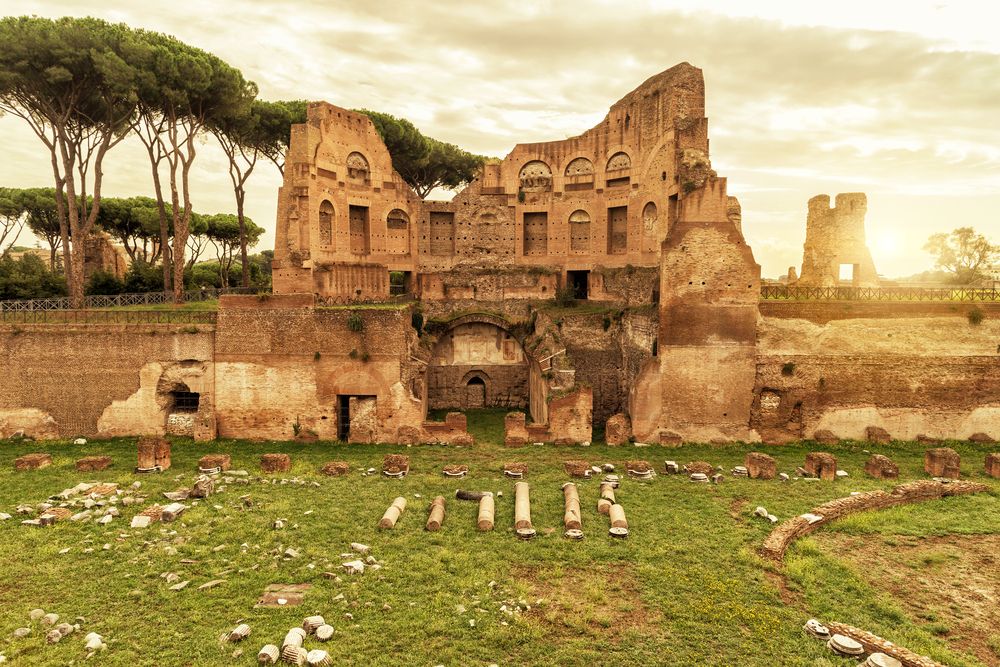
[0,432,997,666]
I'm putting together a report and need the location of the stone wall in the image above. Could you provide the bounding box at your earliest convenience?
[753,314,1000,441]
[0,324,215,439]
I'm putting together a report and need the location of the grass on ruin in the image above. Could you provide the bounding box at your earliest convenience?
[0,434,997,666]
[96,300,221,312]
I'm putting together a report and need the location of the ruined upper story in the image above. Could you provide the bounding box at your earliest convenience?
[795,193,879,287]
[272,63,734,301]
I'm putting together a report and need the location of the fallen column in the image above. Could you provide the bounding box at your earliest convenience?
[378,496,407,529]
[608,503,629,538]
[597,482,616,515]
[477,494,495,532]
[562,482,582,531]
[455,489,491,501]
[514,481,535,539]
[426,496,446,532]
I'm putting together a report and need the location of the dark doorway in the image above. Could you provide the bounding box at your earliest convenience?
[337,396,351,441]
[567,270,589,300]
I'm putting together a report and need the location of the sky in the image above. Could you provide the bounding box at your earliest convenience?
[2,0,999,278]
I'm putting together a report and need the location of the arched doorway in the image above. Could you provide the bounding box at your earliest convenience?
[427,319,528,411]
[465,375,486,408]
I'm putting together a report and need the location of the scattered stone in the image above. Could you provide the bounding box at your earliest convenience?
[306,649,331,667]
[863,654,902,667]
[281,645,307,666]
[864,426,892,444]
[75,456,112,472]
[14,453,52,471]
[625,460,653,479]
[161,503,187,522]
[260,453,291,473]
[864,454,899,479]
[256,583,312,608]
[257,644,280,664]
[563,460,590,478]
[804,452,837,481]
[803,618,830,639]
[190,476,215,499]
[503,462,527,478]
[835,470,849,479]
[684,461,714,476]
[689,472,709,483]
[29,609,45,621]
[46,629,63,644]
[754,506,769,519]
[744,452,777,480]
[198,579,225,591]
[711,473,724,484]
[0,513,10,521]
[731,465,748,478]
[382,454,410,477]
[198,454,231,472]
[226,623,251,642]
[602,463,615,472]
[319,461,350,477]
[315,624,334,641]
[73,438,87,445]
[827,633,864,657]
[12,628,30,638]
[664,460,679,474]
[916,433,942,444]
[130,515,153,529]
[343,560,365,575]
[924,447,961,479]
[442,464,468,478]
[968,432,995,443]
[284,548,300,559]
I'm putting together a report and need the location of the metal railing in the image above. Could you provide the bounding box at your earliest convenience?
[0,309,217,325]
[0,286,267,312]
[315,293,413,307]
[760,285,1000,302]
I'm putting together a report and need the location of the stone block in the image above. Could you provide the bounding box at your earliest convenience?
[137,436,171,470]
[985,453,1000,479]
[450,433,475,446]
[812,430,839,445]
[864,426,891,444]
[198,454,231,472]
[916,434,942,444]
[923,447,960,479]
[260,453,291,473]
[383,454,409,475]
[75,456,111,472]
[744,452,776,480]
[504,412,529,448]
[563,460,590,478]
[685,461,715,476]
[605,413,631,446]
[864,454,898,479]
[14,453,51,471]
[969,432,995,444]
[444,412,467,430]
[320,461,350,476]
[804,452,837,480]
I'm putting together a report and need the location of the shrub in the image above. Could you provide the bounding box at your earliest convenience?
[360,351,370,363]
[967,307,985,325]
[349,349,358,359]
[781,362,796,376]
[85,270,124,296]
[602,315,611,331]
[554,285,576,308]
[411,310,424,333]
[347,311,364,332]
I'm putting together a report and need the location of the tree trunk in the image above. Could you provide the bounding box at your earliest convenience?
[237,189,249,288]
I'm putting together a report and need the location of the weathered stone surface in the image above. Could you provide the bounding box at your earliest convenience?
[382,454,409,475]
[75,456,111,472]
[658,431,683,446]
[320,461,350,477]
[685,461,714,476]
[985,453,1000,479]
[504,412,529,448]
[804,452,837,480]
[260,453,291,473]
[744,452,776,480]
[923,447,960,479]
[864,454,899,479]
[563,460,590,478]
[864,426,891,444]
[14,453,51,471]
[198,454,231,471]
[605,413,631,446]
[969,432,995,443]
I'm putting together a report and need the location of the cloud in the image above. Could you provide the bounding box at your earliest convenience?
[2,0,998,279]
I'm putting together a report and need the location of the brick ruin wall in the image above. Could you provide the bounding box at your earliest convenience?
[0,324,215,439]
[753,303,1000,442]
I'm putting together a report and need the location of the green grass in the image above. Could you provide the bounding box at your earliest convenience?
[94,300,221,312]
[0,436,996,666]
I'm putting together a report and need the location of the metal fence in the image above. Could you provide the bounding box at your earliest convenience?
[760,285,1000,302]
[0,286,267,312]
[0,309,217,325]
[315,294,413,307]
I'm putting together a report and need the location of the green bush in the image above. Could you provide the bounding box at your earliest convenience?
[347,311,364,332]
[781,362,796,376]
[0,253,66,299]
[554,285,576,308]
[85,270,124,295]
[967,307,985,325]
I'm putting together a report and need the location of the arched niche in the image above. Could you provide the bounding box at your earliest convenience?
[346,151,370,185]
[569,210,591,253]
[519,160,552,193]
[319,200,334,246]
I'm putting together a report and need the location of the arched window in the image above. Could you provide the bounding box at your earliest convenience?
[642,202,657,234]
[518,160,552,193]
[319,200,334,246]
[386,209,409,229]
[569,210,590,253]
[564,157,594,177]
[606,152,631,171]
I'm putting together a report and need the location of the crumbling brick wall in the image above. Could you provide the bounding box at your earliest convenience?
[795,193,879,287]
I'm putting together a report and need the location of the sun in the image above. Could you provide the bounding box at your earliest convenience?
[871,230,900,258]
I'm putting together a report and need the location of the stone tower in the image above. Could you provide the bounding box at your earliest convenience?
[795,193,879,287]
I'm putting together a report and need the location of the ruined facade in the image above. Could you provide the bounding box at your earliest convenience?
[2,62,999,445]
[795,193,879,287]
